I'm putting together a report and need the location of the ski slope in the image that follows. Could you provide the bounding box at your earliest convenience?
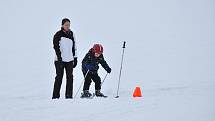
[0,0,215,121]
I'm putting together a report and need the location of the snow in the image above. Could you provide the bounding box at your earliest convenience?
[0,0,215,121]
[1,83,215,121]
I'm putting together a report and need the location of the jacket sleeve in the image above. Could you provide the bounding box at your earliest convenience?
[53,32,62,61]
[99,54,111,71]
[73,33,78,58]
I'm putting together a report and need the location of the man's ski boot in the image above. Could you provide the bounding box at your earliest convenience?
[81,90,93,99]
[95,90,108,98]
[52,97,59,100]
[65,96,73,99]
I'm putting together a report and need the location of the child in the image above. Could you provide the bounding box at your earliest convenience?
[81,44,111,98]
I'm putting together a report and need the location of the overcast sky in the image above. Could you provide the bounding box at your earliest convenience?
[0,0,214,94]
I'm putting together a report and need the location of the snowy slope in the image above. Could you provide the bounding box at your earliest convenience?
[1,82,215,121]
[0,0,215,121]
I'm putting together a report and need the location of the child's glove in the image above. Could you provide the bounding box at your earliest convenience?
[106,67,112,73]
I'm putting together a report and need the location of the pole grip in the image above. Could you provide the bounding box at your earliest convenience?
[123,41,126,48]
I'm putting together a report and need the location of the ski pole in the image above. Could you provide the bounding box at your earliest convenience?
[101,73,108,86]
[74,70,90,98]
[115,41,126,98]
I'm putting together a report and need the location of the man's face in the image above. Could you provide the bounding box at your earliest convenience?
[62,21,70,31]
[94,53,101,57]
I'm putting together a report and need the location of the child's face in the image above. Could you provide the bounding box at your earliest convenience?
[94,53,101,57]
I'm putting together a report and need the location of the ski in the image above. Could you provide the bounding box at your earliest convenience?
[80,91,95,99]
[93,93,108,98]
[80,94,95,99]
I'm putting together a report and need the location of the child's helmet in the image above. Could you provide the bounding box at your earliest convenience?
[93,44,103,54]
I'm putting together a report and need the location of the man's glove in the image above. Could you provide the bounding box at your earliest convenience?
[73,57,77,68]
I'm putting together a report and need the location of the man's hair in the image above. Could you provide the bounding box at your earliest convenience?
[62,18,70,25]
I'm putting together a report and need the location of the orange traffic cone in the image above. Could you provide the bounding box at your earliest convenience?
[133,87,142,97]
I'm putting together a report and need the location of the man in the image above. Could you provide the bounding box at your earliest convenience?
[52,18,77,99]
